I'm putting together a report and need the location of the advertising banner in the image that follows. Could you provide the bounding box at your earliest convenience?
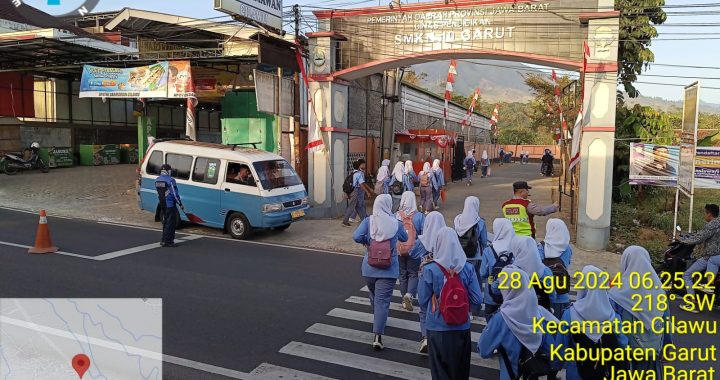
[39,147,74,168]
[694,147,720,189]
[677,82,700,195]
[168,61,196,99]
[629,143,679,187]
[79,144,121,166]
[79,63,169,98]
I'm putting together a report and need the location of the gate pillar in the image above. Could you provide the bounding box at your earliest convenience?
[576,14,619,251]
[306,32,350,218]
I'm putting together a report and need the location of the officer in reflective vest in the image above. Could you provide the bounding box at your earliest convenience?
[502,181,559,238]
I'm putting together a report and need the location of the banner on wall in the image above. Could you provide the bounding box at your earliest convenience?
[80,62,198,99]
[694,147,720,189]
[629,143,679,187]
[167,61,195,98]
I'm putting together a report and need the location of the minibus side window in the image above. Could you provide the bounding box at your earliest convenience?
[146,150,163,175]
[166,153,193,180]
[226,162,257,187]
[192,157,220,185]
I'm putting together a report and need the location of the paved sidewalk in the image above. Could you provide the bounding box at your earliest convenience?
[0,162,619,272]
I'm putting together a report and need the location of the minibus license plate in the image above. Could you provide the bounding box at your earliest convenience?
[291,210,305,219]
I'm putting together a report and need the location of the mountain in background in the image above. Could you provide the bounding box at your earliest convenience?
[407,60,720,115]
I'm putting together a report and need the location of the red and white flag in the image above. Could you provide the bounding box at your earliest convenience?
[295,46,324,152]
[443,59,457,124]
[461,88,480,130]
[490,104,500,126]
[569,42,591,169]
[551,69,566,137]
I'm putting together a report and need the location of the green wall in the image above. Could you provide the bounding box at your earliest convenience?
[221,91,276,152]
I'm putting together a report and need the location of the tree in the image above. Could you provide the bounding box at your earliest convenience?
[401,69,427,86]
[523,73,577,138]
[616,0,667,99]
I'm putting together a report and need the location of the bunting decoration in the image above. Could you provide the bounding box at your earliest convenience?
[460,88,480,131]
[443,59,457,126]
[569,41,591,170]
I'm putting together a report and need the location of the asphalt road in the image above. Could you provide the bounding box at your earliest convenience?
[0,208,717,379]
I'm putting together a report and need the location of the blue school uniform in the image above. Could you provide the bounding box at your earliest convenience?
[479,244,507,306]
[418,262,482,331]
[404,172,417,192]
[408,239,432,336]
[538,244,572,308]
[478,314,557,380]
[611,301,672,376]
[554,309,629,380]
[354,218,409,278]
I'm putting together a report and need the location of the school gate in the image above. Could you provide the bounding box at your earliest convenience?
[306,0,618,250]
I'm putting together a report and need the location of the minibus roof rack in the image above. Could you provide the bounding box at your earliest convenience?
[152,137,193,144]
[230,142,261,150]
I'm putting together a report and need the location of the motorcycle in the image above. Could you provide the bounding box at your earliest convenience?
[655,226,719,300]
[1,142,49,175]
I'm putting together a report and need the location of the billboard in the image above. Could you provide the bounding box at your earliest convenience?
[677,82,700,195]
[694,147,720,189]
[167,61,195,99]
[79,63,169,98]
[214,0,283,32]
[630,143,679,187]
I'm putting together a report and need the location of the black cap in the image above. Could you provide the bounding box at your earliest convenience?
[160,164,172,171]
[513,181,532,191]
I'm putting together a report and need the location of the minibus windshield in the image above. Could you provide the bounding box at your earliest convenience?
[252,160,302,190]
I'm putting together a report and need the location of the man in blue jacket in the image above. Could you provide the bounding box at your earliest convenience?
[156,164,183,247]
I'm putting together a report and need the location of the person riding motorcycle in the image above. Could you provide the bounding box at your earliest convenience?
[541,149,554,176]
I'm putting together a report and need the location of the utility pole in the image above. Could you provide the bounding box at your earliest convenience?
[292,4,302,176]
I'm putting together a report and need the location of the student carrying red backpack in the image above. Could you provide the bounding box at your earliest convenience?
[418,227,482,380]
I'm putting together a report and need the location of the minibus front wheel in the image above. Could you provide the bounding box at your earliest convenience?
[227,212,251,240]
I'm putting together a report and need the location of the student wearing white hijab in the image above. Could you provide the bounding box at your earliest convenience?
[418,227,481,380]
[403,160,417,192]
[480,150,490,177]
[480,218,516,319]
[431,159,445,209]
[389,162,406,212]
[353,194,408,350]
[375,159,391,195]
[608,246,670,376]
[408,211,446,352]
[396,191,425,313]
[463,150,476,186]
[556,265,629,380]
[539,218,573,318]
[454,196,489,258]
[510,236,557,311]
[478,266,558,380]
[418,162,434,213]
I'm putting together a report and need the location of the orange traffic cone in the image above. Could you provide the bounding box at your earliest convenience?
[28,210,58,254]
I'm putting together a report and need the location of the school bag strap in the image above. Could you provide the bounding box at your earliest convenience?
[497,346,518,380]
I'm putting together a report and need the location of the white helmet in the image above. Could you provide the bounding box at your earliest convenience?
[30,142,40,149]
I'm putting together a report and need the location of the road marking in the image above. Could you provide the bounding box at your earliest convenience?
[344,296,485,326]
[0,240,75,256]
[279,341,484,380]
[0,206,73,219]
[249,363,337,380]
[162,354,253,379]
[93,242,164,261]
[306,323,498,369]
[326,308,481,341]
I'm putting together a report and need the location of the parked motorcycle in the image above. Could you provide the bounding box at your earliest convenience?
[1,142,49,175]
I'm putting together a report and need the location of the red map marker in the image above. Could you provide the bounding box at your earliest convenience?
[72,354,90,379]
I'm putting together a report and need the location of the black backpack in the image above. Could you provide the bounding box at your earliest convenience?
[572,332,626,380]
[499,345,557,380]
[541,242,571,295]
[533,282,552,311]
[458,223,479,258]
[488,245,514,304]
[342,171,356,195]
[390,178,404,195]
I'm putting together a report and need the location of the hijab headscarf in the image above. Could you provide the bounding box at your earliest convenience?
[433,227,467,273]
[543,219,570,259]
[491,218,515,254]
[405,160,414,175]
[376,159,391,182]
[498,266,558,352]
[392,162,405,182]
[570,265,615,342]
[454,196,481,236]
[418,211,445,251]
[466,150,474,159]
[432,159,441,172]
[420,162,431,176]
[511,236,546,277]
[608,246,664,329]
[369,194,398,242]
[397,191,417,218]
[481,150,488,160]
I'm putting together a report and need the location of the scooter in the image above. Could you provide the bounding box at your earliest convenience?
[1,142,49,175]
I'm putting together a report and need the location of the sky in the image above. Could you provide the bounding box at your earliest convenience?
[26,0,720,104]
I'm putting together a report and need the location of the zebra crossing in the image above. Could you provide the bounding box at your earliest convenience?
[246,283,578,380]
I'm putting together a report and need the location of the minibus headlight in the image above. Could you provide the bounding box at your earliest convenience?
[302,197,308,205]
[263,203,283,213]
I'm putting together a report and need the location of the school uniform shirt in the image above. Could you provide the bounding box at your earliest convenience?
[403,172,417,192]
[538,244,572,304]
[478,308,556,380]
[418,262,482,331]
[354,218,408,278]
[352,170,365,189]
[431,170,445,190]
[479,245,504,305]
